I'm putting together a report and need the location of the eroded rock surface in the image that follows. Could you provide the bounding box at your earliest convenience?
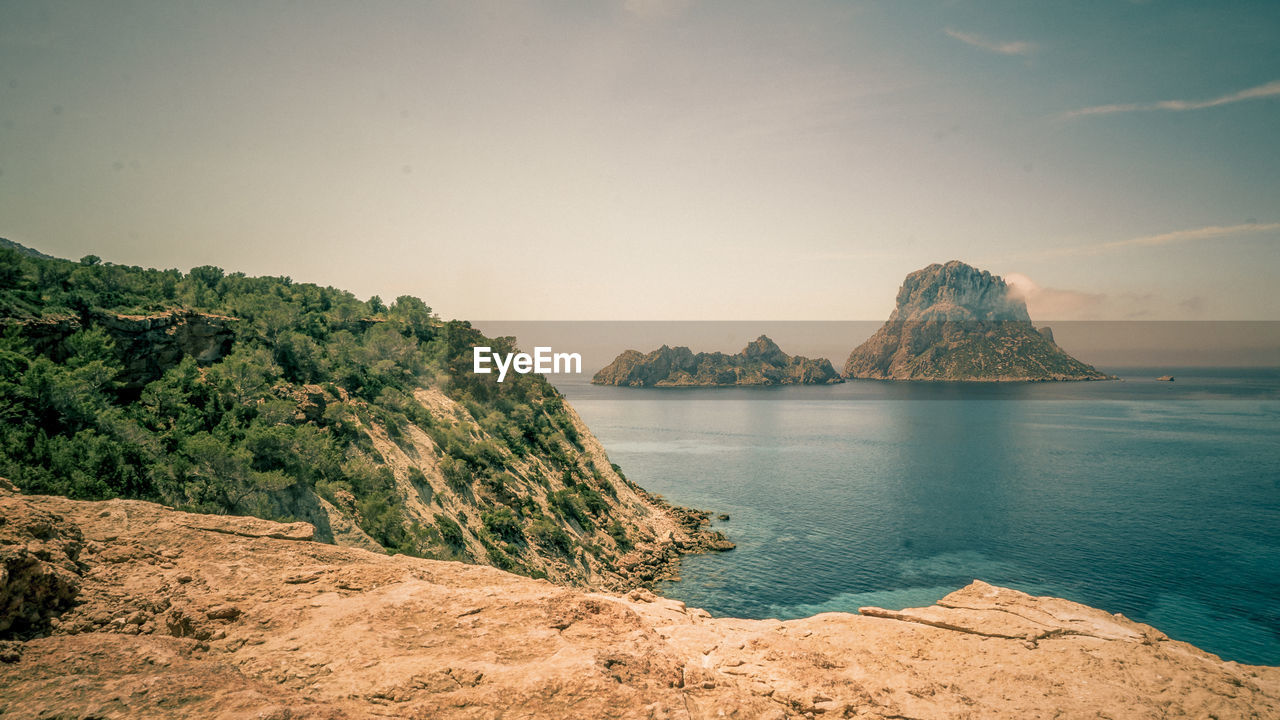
[1,488,1275,719]
[0,482,84,641]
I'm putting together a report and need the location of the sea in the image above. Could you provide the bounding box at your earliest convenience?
[556,369,1280,666]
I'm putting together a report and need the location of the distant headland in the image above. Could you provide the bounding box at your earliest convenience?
[592,335,843,387]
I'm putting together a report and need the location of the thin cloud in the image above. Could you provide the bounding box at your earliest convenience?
[1031,222,1280,260]
[1065,79,1280,118]
[799,250,924,262]
[1005,273,1108,318]
[944,28,1034,56]
[624,0,690,19]
[1006,272,1202,320]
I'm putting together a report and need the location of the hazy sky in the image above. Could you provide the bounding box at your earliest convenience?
[2,1,1278,320]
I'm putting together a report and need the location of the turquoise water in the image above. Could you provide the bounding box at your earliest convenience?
[558,369,1280,666]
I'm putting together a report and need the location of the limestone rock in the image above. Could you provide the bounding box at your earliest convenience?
[0,494,84,639]
[886,260,1030,324]
[845,261,1111,382]
[0,488,1275,719]
[860,580,1145,643]
[177,514,315,542]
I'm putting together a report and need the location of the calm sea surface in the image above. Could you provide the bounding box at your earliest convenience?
[557,369,1280,666]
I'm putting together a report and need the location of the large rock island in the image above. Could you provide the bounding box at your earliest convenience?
[593,335,842,387]
[845,261,1110,381]
[2,485,1276,719]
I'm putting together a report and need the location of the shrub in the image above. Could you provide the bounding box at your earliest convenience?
[549,489,593,532]
[575,484,608,515]
[407,466,433,504]
[482,507,523,543]
[440,456,472,492]
[434,513,465,548]
[607,520,632,551]
[529,518,572,554]
[358,491,413,553]
[475,530,517,571]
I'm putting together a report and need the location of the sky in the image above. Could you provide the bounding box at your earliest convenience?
[1,0,1278,321]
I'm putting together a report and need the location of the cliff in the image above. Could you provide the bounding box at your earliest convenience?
[593,335,842,387]
[296,385,734,589]
[0,245,730,590]
[845,261,1111,381]
[1,486,1275,719]
[8,310,236,390]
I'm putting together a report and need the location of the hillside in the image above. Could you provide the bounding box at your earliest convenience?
[0,238,56,260]
[2,486,1275,719]
[0,242,730,589]
[593,335,842,387]
[845,261,1111,381]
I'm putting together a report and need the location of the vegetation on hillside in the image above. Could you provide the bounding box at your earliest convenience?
[0,243,620,567]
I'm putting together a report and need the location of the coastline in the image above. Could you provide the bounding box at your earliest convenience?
[556,402,735,589]
[3,486,1276,719]
[558,369,1280,665]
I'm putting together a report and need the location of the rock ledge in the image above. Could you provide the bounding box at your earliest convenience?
[1,487,1275,719]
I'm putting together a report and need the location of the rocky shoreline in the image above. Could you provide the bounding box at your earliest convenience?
[615,488,736,586]
[2,484,1277,719]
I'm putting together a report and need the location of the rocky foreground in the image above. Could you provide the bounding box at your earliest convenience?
[2,486,1276,719]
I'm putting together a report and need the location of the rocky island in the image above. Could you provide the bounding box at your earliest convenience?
[2,483,1277,719]
[593,335,842,387]
[845,261,1111,382]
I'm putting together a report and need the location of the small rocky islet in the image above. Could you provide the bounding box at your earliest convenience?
[591,335,843,387]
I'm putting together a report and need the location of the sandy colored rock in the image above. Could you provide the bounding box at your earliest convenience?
[0,488,1275,719]
[0,493,84,640]
[177,512,316,541]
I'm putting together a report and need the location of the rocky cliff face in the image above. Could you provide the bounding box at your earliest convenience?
[1,487,1275,719]
[594,336,842,387]
[888,261,1030,324]
[0,479,82,642]
[4,318,733,590]
[845,261,1110,381]
[10,310,235,390]
[294,387,734,590]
